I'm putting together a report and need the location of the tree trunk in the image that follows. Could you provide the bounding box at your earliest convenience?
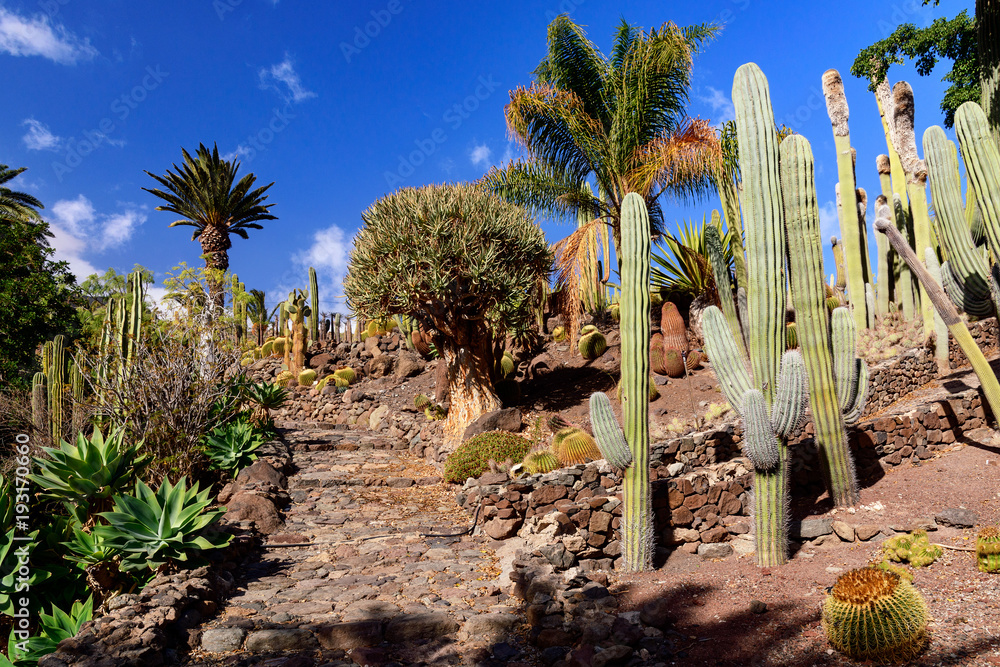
[199,229,231,313]
[441,327,501,447]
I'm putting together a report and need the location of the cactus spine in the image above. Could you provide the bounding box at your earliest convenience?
[781,133,861,507]
[618,191,652,571]
[309,267,320,344]
[823,70,869,329]
[874,201,1000,418]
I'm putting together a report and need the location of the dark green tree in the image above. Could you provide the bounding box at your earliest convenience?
[851,0,997,137]
[0,165,80,389]
[343,184,551,444]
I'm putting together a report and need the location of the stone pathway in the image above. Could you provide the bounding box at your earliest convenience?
[185,423,534,667]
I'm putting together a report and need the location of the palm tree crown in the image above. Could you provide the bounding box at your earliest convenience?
[483,16,722,260]
[144,143,277,275]
[0,164,44,223]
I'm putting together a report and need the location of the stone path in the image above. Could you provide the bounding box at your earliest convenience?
[185,423,534,667]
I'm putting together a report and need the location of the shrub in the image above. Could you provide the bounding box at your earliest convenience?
[443,431,532,483]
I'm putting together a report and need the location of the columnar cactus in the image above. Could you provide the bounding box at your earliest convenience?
[333,313,341,344]
[892,82,936,339]
[48,334,65,444]
[924,249,954,372]
[31,372,46,439]
[617,191,653,571]
[286,289,311,379]
[874,155,894,317]
[589,391,633,469]
[924,125,996,318]
[71,360,85,436]
[956,101,1000,284]
[701,63,796,566]
[705,220,746,357]
[823,70,869,329]
[308,267,320,344]
[781,133,864,507]
[874,200,1000,418]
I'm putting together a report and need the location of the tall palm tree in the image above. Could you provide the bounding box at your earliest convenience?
[482,16,722,265]
[143,143,277,309]
[245,289,279,345]
[0,164,44,223]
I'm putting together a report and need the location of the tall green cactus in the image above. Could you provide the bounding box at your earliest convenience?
[874,155,894,317]
[781,133,863,507]
[705,219,747,358]
[924,125,996,319]
[618,191,653,572]
[333,313,342,344]
[286,289,311,378]
[874,201,1000,419]
[823,70,869,329]
[924,249,954,371]
[956,101,1000,284]
[48,334,65,444]
[702,63,793,567]
[309,267,320,344]
[70,360,85,436]
[31,372,46,439]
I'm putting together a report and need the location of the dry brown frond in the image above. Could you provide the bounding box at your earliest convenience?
[553,217,610,350]
[630,117,722,196]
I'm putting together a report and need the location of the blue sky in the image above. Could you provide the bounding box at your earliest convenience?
[0,0,976,314]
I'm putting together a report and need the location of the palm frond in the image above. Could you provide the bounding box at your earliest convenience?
[633,117,722,200]
[534,15,610,124]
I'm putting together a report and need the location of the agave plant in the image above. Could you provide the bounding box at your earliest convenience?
[28,428,147,523]
[243,381,288,429]
[0,529,53,616]
[204,422,264,476]
[95,477,230,573]
[651,216,735,300]
[7,597,93,666]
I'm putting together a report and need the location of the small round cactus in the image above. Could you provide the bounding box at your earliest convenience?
[414,394,431,410]
[333,367,357,384]
[882,530,943,568]
[822,567,929,663]
[977,525,1000,573]
[271,338,286,355]
[551,427,601,464]
[522,450,561,475]
[579,329,608,360]
[298,369,317,386]
[785,322,798,350]
[552,326,566,342]
[275,370,294,387]
[500,351,516,378]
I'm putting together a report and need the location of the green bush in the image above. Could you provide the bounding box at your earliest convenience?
[443,431,532,483]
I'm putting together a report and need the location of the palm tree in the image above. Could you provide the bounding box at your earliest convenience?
[482,16,722,265]
[245,289,279,345]
[0,164,43,223]
[143,144,276,309]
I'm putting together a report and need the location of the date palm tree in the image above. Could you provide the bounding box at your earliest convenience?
[143,144,276,309]
[483,16,722,266]
[0,164,44,223]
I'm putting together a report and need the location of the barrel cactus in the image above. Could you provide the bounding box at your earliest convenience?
[550,427,601,464]
[822,567,929,663]
[298,369,317,386]
[579,327,607,360]
[522,450,561,475]
[976,525,1000,573]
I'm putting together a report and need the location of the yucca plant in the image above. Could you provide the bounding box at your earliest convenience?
[95,477,230,573]
[204,422,264,476]
[28,428,147,523]
[7,597,93,666]
[651,215,735,300]
[243,381,288,429]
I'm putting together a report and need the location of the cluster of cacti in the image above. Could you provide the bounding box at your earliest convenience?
[977,525,1000,573]
[414,393,446,420]
[822,567,929,663]
[651,302,701,377]
[881,530,943,567]
[578,325,607,360]
[856,311,925,364]
[285,289,311,380]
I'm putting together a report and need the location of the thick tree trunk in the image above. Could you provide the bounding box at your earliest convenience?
[199,232,231,313]
[441,329,501,447]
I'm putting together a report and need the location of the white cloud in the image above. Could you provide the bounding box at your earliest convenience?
[48,195,147,279]
[470,143,491,166]
[290,225,352,313]
[698,86,735,124]
[22,118,61,151]
[259,55,315,103]
[0,6,97,64]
